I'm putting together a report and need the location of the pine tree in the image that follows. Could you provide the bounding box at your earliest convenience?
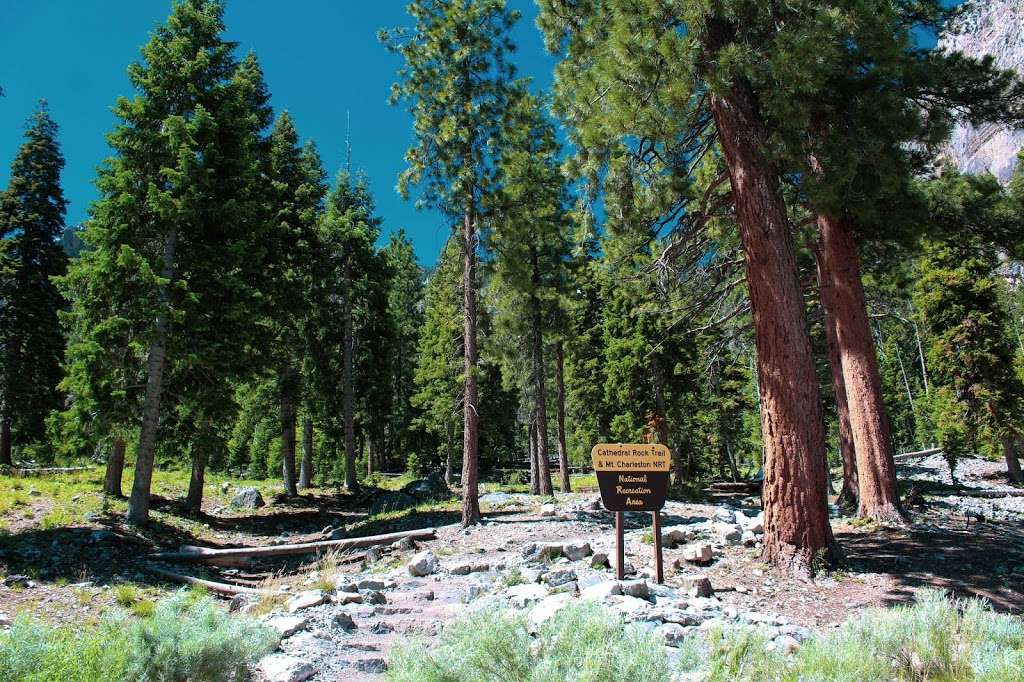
[263,111,328,497]
[66,0,269,523]
[487,90,571,496]
[382,0,521,525]
[0,102,68,466]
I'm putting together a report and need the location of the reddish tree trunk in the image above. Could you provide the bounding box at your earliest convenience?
[104,438,126,497]
[554,342,571,493]
[1002,436,1023,484]
[460,204,481,525]
[708,63,834,574]
[817,214,906,524]
[529,257,553,497]
[815,244,859,512]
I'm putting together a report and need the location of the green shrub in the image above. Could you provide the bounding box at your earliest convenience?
[405,452,428,477]
[387,602,669,682]
[0,589,278,682]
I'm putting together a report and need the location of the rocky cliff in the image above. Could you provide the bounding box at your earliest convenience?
[940,0,1024,184]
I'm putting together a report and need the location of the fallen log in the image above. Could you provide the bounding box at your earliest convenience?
[12,466,92,476]
[143,564,279,597]
[893,447,943,461]
[148,527,435,567]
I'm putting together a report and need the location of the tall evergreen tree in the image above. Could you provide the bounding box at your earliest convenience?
[0,102,68,465]
[69,0,269,523]
[384,229,424,470]
[382,0,521,525]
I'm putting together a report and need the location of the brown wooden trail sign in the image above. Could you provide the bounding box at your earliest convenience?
[591,443,670,584]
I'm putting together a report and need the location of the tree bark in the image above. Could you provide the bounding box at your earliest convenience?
[342,266,357,492]
[0,402,12,467]
[817,214,906,524]
[707,54,834,573]
[444,422,455,486]
[128,227,177,525]
[554,341,571,493]
[299,417,313,489]
[280,366,298,497]
[815,244,859,512]
[184,444,207,514]
[529,413,539,495]
[367,436,376,477]
[460,204,481,525]
[528,261,554,497]
[1001,436,1023,484]
[104,438,126,497]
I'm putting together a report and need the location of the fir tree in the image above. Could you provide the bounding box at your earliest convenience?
[0,102,68,465]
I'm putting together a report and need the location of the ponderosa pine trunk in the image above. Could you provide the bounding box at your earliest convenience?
[127,227,177,525]
[1004,436,1023,484]
[0,402,11,467]
[460,203,481,525]
[817,214,906,524]
[554,341,570,493]
[299,417,313,489]
[280,366,299,497]
[706,42,834,572]
[342,266,357,492]
[184,445,208,514]
[529,414,540,495]
[529,260,554,497]
[104,438,126,497]
[815,244,859,512]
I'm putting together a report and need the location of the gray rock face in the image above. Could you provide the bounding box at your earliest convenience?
[230,487,265,509]
[402,475,449,500]
[679,574,714,598]
[940,0,1024,184]
[257,654,315,682]
[541,569,577,587]
[369,491,417,516]
[407,550,438,577]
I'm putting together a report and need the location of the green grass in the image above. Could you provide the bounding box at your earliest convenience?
[387,591,1024,682]
[0,589,278,682]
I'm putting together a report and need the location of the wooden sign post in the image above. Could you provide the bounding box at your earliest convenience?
[591,443,671,583]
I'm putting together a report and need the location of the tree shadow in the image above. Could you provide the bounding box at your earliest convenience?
[837,518,1024,614]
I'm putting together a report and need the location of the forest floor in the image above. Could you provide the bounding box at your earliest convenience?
[0,456,1022,680]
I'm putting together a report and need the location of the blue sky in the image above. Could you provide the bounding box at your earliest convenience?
[0,0,558,266]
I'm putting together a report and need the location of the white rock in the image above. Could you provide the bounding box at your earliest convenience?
[286,590,327,613]
[619,579,649,599]
[332,592,363,605]
[714,507,736,523]
[506,583,549,608]
[528,593,573,631]
[407,550,438,577]
[680,543,712,564]
[540,503,557,517]
[715,523,743,543]
[661,526,693,548]
[775,634,801,654]
[659,622,687,646]
[0,613,10,628]
[606,595,652,619]
[741,530,757,546]
[580,580,623,601]
[542,569,577,587]
[562,541,593,561]
[263,615,308,638]
[257,654,315,682]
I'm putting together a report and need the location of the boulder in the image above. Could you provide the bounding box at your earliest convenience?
[407,550,438,577]
[541,569,577,587]
[402,475,449,500]
[0,613,11,628]
[480,492,514,505]
[678,574,713,598]
[606,595,653,620]
[256,654,315,682]
[332,592,363,605]
[286,591,327,613]
[540,503,557,517]
[356,579,387,591]
[590,552,610,569]
[580,580,622,601]
[229,487,265,510]
[369,492,417,516]
[263,615,308,638]
[714,507,736,523]
[680,543,713,564]
[365,591,387,605]
[391,536,417,551]
[661,526,693,548]
[715,523,743,544]
[659,622,687,647]
[773,634,801,654]
[506,583,549,608]
[562,541,593,561]
[528,593,573,631]
[619,579,650,600]
[3,575,33,589]
[741,530,758,546]
[332,612,357,632]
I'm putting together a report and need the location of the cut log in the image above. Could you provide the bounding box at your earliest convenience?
[148,527,436,567]
[143,564,279,596]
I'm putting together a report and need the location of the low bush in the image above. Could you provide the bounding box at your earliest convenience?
[0,589,278,682]
[387,590,1024,682]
